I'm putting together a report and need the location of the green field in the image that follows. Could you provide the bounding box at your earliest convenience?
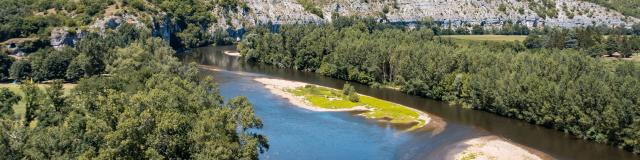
[0,83,74,117]
[287,85,426,130]
[438,35,527,42]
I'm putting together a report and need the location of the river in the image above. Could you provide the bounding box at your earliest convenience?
[182,46,640,160]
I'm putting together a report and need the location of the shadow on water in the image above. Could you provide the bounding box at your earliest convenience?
[183,46,640,160]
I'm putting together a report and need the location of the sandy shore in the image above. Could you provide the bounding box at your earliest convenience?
[254,78,373,112]
[223,50,241,57]
[253,77,431,128]
[448,136,551,160]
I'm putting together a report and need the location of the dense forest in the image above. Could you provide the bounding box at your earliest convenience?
[0,0,267,159]
[238,17,640,154]
[0,29,267,159]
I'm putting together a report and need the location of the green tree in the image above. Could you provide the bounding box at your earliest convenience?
[9,60,31,81]
[0,53,12,80]
[20,80,41,126]
[0,88,20,118]
[342,83,359,102]
[472,25,484,35]
[524,34,544,49]
[29,48,74,81]
[35,80,66,127]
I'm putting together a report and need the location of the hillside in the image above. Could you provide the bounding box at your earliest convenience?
[1,0,639,48]
[223,0,638,29]
[581,0,640,19]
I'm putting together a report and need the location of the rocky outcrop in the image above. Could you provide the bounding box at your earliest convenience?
[50,27,86,49]
[90,14,146,34]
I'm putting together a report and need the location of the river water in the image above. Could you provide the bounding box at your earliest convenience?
[182,46,639,160]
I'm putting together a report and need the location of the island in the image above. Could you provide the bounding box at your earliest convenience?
[254,77,430,131]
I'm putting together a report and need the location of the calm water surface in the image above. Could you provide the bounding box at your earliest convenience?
[183,46,640,160]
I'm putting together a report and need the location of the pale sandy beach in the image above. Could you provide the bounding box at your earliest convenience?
[223,50,241,57]
[448,136,552,160]
[254,77,373,112]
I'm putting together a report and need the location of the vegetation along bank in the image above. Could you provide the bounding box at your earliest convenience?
[238,17,640,154]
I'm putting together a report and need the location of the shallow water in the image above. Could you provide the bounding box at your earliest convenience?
[183,46,640,160]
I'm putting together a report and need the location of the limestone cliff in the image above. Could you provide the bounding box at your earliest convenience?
[223,0,637,29]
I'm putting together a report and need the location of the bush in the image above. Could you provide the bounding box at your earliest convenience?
[0,53,12,80]
[348,92,359,102]
[9,60,31,81]
[342,83,359,102]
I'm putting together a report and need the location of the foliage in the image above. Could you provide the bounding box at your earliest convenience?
[240,18,640,154]
[0,0,115,42]
[524,27,640,57]
[297,0,323,18]
[581,0,640,18]
[0,88,20,117]
[0,53,12,80]
[9,60,31,81]
[28,48,75,81]
[1,37,267,159]
[342,83,359,102]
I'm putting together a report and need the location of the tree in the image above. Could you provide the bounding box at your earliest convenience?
[524,34,544,49]
[606,35,622,55]
[35,80,66,127]
[65,54,88,81]
[9,60,31,81]
[0,53,12,80]
[586,44,606,57]
[472,25,484,35]
[342,83,359,102]
[20,80,41,126]
[29,48,74,81]
[0,88,20,118]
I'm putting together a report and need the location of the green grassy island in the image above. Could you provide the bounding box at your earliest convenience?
[254,77,430,131]
[287,84,428,130]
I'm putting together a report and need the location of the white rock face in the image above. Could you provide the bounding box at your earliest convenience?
[50,27,86,49]
[90,14,145,34]
[220,0,637,28]
[72,0,636,46]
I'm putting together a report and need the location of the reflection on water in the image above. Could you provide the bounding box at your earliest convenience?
[183,46,640,160]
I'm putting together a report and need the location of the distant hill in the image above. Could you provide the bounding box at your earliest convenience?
[222,0,639,29]
[2,0,638,49]
[581,0,640,19]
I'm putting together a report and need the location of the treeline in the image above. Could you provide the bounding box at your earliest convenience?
[238,17,640,154]
[0,18,267,160]
[524,27,640,57]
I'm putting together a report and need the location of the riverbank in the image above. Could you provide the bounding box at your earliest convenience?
[449,136,551,160]
[254,77,431,131]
